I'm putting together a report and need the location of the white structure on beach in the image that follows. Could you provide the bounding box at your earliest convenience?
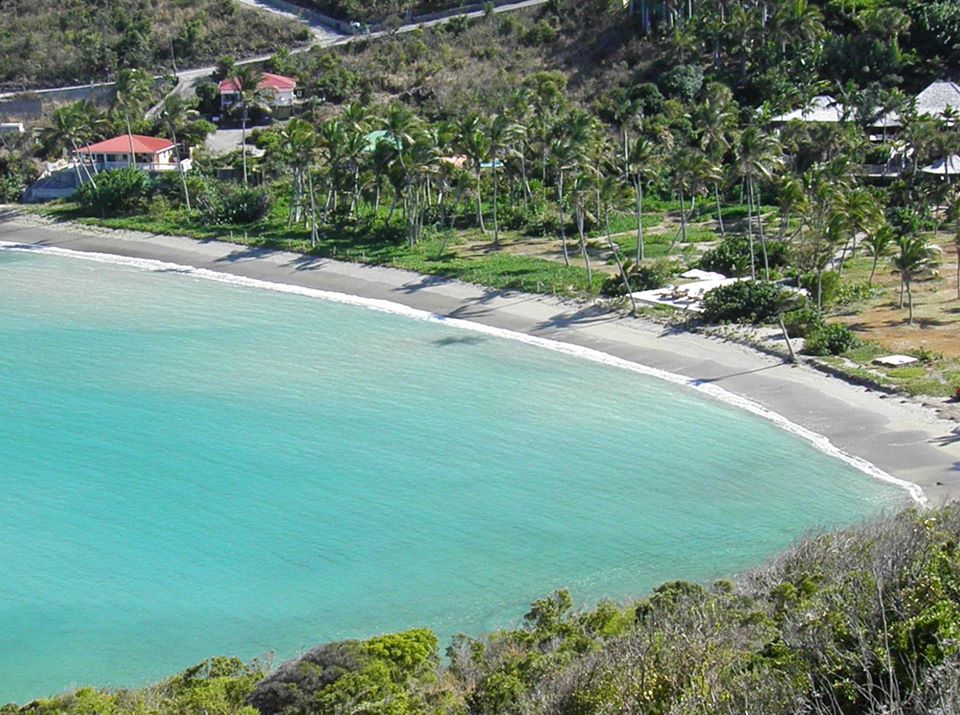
[77,134,187,173]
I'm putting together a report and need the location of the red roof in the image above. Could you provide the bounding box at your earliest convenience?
[78,135,175,154]
[218,72,297,93]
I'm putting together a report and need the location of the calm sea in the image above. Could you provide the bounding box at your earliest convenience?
[0,247,903,702]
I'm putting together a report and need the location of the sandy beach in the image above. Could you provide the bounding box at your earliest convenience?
[2,208,959,503]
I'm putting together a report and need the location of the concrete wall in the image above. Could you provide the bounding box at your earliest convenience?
[0,83,118,124]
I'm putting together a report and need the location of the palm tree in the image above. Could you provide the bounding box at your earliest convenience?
[863,224,895,286]
[568,171,594,283]
[457,112,489,233]
[891,235,941,325]
[599,175,638,315]
[626,135,658,263]
[830,187,882,275]
[158,95,197,211]
[382,103,417,158]
[486,113,522,247]
[277,118,319,241]
[39,102,99,187]
[227,65,268,186]
[669,148,720,251]
[736,125,783,280]
[114,69,154,169]
[697,84,736,237]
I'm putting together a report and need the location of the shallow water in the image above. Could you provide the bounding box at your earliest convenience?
[0,248,903,702]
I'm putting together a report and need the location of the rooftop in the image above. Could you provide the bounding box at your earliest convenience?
[77,135,175,154]
[915,81,960,118]
[219,72,297,93]
[771,95,845,124]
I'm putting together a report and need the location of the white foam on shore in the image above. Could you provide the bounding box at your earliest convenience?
[1,239,928,506]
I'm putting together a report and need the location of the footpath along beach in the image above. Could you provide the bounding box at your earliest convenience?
[2,208,959,504]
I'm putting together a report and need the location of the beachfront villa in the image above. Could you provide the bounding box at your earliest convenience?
[23,134,189,202]
[77,134,187,173]
[219,72,298,119]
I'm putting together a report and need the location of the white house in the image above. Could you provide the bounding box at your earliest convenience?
[77,134,187,173]
[218,72,297,116]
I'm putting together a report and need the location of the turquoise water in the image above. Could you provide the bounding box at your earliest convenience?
[0,248,902,703]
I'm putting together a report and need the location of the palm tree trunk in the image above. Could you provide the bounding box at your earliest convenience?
[606,208,637,315]
[126,114,135,169]
[714,182,725,237]
[751,179,770,280]
[577,205,592,283]
[869,255,879,286]
[308,171,319,247]
[777,314,798,364]
[746,178,757,280]
[492,159,500,247]
[475,164,486,233]
[906,278,914,325]
[241,109,249,187]
[634,175,645,262]
[170,126,191,211]
[558,170,569,266]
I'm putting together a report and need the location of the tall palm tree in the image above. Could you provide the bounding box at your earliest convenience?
[599,175,638,316]
[830,187,882,275]
[626,135,658,263]
[863,224,895,286]
[697,84,737,237]
[114,69,154,169]
[568,171,595,283]
[486,113,523,247]
[278,118,318,239]
[158,95,198,211]
[891,235,940,325]
[457,112,489,233]
[39,103,99,187]
[228,65,268,186]
[669,148,720,251]
[736,125,783,280]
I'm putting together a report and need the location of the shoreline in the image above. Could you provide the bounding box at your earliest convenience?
[2,210,959,502]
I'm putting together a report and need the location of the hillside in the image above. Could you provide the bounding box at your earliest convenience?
[0,0,308,91]
[7,505,960,714]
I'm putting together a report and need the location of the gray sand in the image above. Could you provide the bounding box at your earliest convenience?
[2,210,958,503]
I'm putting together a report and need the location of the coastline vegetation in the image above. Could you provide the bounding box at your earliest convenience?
[6,506,960,714]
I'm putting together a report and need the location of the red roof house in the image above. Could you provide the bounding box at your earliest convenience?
[218,72,298,114]
[77,134,183,172]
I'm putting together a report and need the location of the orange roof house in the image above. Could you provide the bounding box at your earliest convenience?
[77,135,184,172]
[218,72,298,112]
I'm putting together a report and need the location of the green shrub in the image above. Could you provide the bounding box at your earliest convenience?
[800,271,841,306]
[602,259,674,296]
[804,323,861,356]
[74,168,150,216]
[524,19,556,45]
[781,306,824,338]
[200,183,272,224]
[698,236,789,277]
[700,279,787,324]
[835,280,878,306]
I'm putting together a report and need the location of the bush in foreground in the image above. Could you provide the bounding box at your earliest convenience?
[700,279,788,324]
[74,168,150,217]
[805,322,861,356]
